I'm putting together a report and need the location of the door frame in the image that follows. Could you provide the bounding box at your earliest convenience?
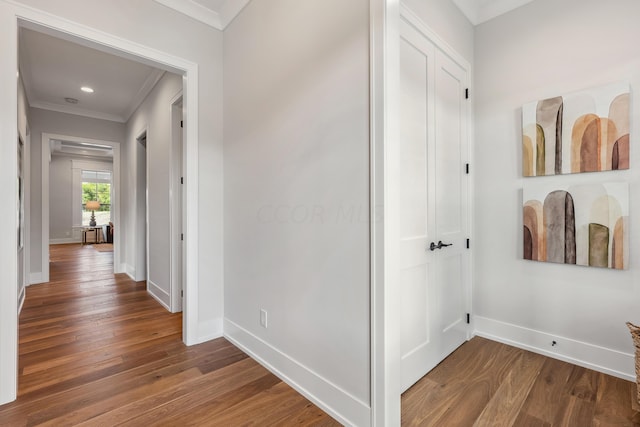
[0,2,201,404]
[41,133,122,281]
[369,2,474,425]
[169,92,184,313]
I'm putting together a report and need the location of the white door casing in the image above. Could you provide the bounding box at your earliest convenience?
[398,16,471,393]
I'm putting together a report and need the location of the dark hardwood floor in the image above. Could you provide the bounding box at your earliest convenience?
[0,243,339,426]
[402,336,640,426]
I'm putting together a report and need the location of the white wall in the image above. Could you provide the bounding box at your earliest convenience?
[28,108,125,274]
[474,0,640,379]
[402,0,474,63]
[125,71,181,307]
[223,0,371,425]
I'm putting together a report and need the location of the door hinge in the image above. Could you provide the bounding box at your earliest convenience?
[181,233,184,241]
[466,313,470,324]
[465,88,469,99]
[181,177,183,184]
[465,163,470,174]
[466,238,470,249]
[180,120,183,128]
[181,290,184,297]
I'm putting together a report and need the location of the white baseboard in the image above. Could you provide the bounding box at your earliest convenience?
[49,238,81,245]
[29,272,44,285]
[18,288,25,314]
[224,319,370,427]
[125,264,135,281]
[474,316,634,382]
[147,280,170,310]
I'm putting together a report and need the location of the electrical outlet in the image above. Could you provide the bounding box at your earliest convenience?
[260,309,268,328]
[65,231,71,237]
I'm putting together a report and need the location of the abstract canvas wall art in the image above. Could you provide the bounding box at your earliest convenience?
[523,182,628,269]
[522,82,630,176]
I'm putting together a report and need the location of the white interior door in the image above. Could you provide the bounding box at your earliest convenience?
[399,19,470,393]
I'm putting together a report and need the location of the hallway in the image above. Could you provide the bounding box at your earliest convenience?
[0,244,338,426]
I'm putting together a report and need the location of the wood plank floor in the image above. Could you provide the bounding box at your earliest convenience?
[0,244,339,426]
[402,337,640,426]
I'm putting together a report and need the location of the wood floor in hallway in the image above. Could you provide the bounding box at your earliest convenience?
[0,243,339,426]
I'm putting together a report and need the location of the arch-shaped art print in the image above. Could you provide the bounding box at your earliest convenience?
[523,182,628,270]
[522,82,629,176]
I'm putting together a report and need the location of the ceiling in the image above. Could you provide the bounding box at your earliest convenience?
[452,0,535,25]
[19,28,165,123]
[153,0,534,29]
[18,0,531,126]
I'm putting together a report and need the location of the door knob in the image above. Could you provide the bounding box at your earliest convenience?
[429,241,453,251]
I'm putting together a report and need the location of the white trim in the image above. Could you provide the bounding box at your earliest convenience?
[400,3,472,73]
[42,133,123,278]
[29,100,126,123]
[71,159,112,171]
[122,69,166,122]
[0,0,19,404]
[134,126,149,283]
[370,0,402,425]
[18,287,25,315]
[147,279,171,310]
[474,316,635,382]
[153,0,222,30]
[152,0,251,30]
[125,264,136,281]
[224,319,371,427]
[0,1,203,404]
[169,91,183,314]
[182,70,199,346]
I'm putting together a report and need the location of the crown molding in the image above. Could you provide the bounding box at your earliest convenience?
[153,0,251,30]
[122,69,166,121]
[452,0,535,25]
[154,0,222,29]
[30,101,125,123]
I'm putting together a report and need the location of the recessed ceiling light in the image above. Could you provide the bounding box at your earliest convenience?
[65,97,79,104]
[81,86,94,93]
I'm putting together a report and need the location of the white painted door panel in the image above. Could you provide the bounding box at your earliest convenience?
[399,20,470,393]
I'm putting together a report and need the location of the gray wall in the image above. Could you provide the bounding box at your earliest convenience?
[474,0,640,376]
[125,71,182,304]
[223,0,370,424]
[48,155,72,240]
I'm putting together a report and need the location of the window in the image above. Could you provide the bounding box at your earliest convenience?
[82,170,112,226]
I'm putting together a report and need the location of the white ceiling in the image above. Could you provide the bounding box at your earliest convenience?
[19,28,165,123]
[17,0,530,126]
[153,0,251,30]
[452,0,535,25]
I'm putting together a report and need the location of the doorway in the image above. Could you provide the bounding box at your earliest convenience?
[397,15,472,392]
[0,4,203,405]
[136,131,148,283]
[170,94,184,314]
